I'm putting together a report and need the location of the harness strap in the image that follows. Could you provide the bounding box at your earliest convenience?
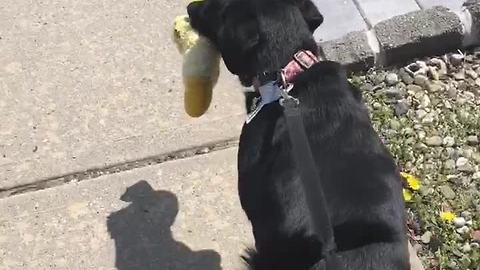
[282,97,345,270]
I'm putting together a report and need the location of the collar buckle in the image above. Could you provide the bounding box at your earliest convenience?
[293,51,318,69]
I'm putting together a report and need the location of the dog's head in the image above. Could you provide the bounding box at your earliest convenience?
[187,0,323,86]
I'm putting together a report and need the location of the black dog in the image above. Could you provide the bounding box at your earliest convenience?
[188,0,409,269]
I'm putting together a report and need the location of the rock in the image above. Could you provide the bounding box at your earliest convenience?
[372,102,382,109]
[418,94,431,108]
[416,109,427,119]
[445,147,457,159]
[461,211,472,219]
[421,231,433,244]
[453,69,466,80]
[447,261,458,269]
[439,185,456,199]
[467,135,479,145]
[444,100,453,109]
[394,101,409,116]
[458,163,475,173]
[429,58,447,76]
[446,173,458,179]
[462,243,472,253]
[443,136,455,147]
[447,87,457,98]
[383,88,404,99]
[390,119,401,130]
[398,68,414,84]
[456,226,470,235]
[460,109,472,122]
[466,69,478,79]
[430,96,441,107]
[360,83,374,92]
[414,74,428,86]
[453,217,466,227]
[472,153,480,164]
[473,172,480,180]
[385,129,396,137]
[456,98,468,106]
[405,61,428,76]
[456,157,469,167]
[444,159,456,171]
[464,91,475,100]
[414,142,428,150]
[407,84,423,93]
[458,148,473,159]
[420,186,434,196]
[428,66,440,80]
[418,130,426,140]
[416,61,428,74]
[413,90,424,99]
[405,138,415,146]
[422,113,435,124]
[426,136,443,146]
[403,127,414,135]
[458,81,468,91]
[473,230,480,243]
[449,53,464,66]
[370,73,385,85]
[385,73,399,85]
[426,81,444,92]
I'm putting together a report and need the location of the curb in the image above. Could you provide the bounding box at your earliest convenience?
[318,0,480,71]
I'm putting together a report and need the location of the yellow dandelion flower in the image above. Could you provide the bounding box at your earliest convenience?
[400,172,420,191]
[403,189,412,202]
[440,211,455,221]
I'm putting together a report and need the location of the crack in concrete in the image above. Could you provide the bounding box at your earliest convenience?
[351,0,373,29]
[0,138,239,199]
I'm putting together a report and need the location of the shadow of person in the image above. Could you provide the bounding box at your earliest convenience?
[107,180,222,270]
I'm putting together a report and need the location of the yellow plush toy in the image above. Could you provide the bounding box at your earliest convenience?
[173,14,221,117]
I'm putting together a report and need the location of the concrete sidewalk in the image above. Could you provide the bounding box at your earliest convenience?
[0,148,253,269]
[0,0,244,190]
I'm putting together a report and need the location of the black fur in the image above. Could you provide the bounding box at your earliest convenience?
[188,0,409,269]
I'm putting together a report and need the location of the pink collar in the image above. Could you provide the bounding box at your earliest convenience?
[282,50,319,83]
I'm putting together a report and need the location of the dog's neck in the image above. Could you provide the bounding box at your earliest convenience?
[253,50,319,91]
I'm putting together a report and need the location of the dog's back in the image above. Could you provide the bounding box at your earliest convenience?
[238,62,409,269]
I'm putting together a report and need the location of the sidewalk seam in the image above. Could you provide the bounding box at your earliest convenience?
[351,0,373,29]
[414,0,425,10]
[0,138,239,199]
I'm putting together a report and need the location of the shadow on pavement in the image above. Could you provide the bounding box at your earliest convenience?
[107,180,222,270]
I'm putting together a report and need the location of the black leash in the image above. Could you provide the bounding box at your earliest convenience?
[280,88,345,270]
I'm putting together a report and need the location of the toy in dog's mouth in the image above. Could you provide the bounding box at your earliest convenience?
[172,14,221,118]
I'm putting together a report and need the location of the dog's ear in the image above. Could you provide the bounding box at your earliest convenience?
[187,0,220,41]
[294,0,324,32]
[218,18,260,74]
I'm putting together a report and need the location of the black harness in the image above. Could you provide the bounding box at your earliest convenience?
[254,53,345,268]
[281,91,344,269]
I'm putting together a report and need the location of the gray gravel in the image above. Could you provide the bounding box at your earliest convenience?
[349,49,480,269]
